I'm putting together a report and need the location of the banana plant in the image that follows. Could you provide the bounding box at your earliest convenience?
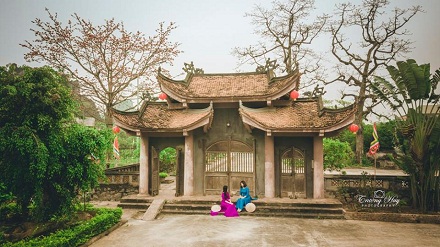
[372,59,440,213]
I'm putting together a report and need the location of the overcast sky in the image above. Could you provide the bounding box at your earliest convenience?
[1,0,439,103]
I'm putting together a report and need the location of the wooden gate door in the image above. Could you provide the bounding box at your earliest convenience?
[150,146,159,196]
[204,140,254,195]
[280,147,305,198]
[175,147,184,197]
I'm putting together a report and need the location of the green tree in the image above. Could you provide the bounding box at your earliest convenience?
[336,128,356,152]
[376,121,396,151]
[329,0,422,164]
[233,0,328,86]
[323,138,354,171]
[362,121,396,152]
[22,10,181,126]
[159,147,176,174]
[337,121,396,155]
[372,59,440,212]
[0,64,111,221]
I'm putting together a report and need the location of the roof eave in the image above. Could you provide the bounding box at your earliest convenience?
[113,103,213,135]
[238,102,356,136]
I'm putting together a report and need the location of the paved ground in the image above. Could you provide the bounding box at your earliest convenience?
[89,168,439,247]
[90,214,440,247]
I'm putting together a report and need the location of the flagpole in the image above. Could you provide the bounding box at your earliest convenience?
[374,154,377,186]
[369,122,379,187]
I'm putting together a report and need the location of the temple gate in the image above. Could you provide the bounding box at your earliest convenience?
[113,62,356,199]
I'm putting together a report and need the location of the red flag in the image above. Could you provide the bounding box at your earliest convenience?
[368,123,380,155]
[113,136,120,159]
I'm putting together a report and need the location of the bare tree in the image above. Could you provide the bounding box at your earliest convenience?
[329,0,422,163]
[21,9,181,126]
[233,0,327,86]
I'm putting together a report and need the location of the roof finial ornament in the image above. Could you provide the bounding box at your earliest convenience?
[183,61,204,75]
[256,58,279,73]
[303,85,327,98]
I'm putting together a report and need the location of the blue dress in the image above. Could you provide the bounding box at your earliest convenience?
[236,187,251,211]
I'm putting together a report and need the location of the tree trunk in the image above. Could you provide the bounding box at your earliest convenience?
[105,106,113,128]
[354,94,366,165]
[355,123,364,165]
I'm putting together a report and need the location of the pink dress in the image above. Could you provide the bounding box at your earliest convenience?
[221,192,239,217]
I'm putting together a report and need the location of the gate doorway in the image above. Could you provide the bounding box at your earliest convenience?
[150,146,184,197]
[204,140,254,195]
[280,147,306,198]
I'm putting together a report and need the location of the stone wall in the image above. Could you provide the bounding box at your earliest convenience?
[91,164,412,202]
[89,183,139,201]
[324,174,412,209]
[89,164,140,201]
[104,164,139,186]
[345,212,440,224]
[324,174,410,195]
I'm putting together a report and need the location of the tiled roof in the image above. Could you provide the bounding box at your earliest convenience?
[239,99,356,133]
[158,70,300,102]
[112,103,212,132]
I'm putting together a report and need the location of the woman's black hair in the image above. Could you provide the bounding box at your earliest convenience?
[240,180,247,188]
[223,185,228,194]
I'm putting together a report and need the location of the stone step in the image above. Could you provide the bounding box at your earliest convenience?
[120,198,154,204]
[161,203,344,219]
[254,202,343,209]
[160,210,345,219]
[117,202,151,210]
[164,200,218,205]
[118,196,345,219]
[164,200,342,208]
[255,206,344,214]
[162,204,343,214]
[162,204,213,211]
[243,212,345,219]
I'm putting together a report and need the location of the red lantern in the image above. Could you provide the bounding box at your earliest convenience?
[158,92,167,100]
[290,90,299,100]
[112,126,121,134]
[349,124,359,133]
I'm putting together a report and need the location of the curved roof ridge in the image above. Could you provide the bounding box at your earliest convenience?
[321,103,357,113]
[158,69,300,103]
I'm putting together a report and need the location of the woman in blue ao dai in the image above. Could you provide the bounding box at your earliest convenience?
[236,180,251,212]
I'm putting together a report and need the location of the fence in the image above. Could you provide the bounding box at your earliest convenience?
[325,174,410,192]
[89,164,140,201]
[91,164,412,201]
[104,163,140,186]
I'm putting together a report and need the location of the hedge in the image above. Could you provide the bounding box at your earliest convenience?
[4,207,122,247]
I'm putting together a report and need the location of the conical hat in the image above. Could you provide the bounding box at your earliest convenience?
[245,202,256,212]
[211,205,221,212]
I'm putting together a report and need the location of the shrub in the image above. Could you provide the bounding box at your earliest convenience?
[323,138,354,170]
[3,207,122,247]
[0,202,21,222]
[159,172,168,179]
[159,147,176,174]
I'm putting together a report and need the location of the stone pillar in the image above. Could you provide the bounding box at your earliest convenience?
[264,135,275,198]
[139,132,149,195]
[313,136,324,199]
[184,133,194,196]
